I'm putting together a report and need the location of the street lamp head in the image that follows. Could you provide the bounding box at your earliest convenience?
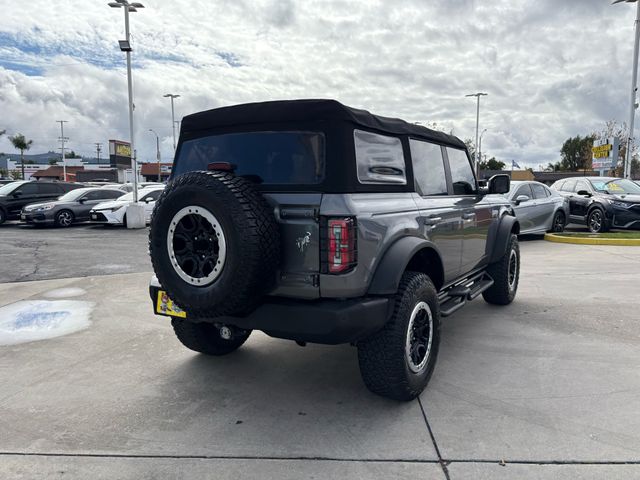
[465,92,489,97]
[128,6,137,12]
[612,0,638,4]
[130,2,145,7]
[108,2,121,7]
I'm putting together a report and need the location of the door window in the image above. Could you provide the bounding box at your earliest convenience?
[575,180,591,194]
[514,184,533,201]
[562,179,577,192]
[85,190,109,201]
[446,148,477,195]
[531,183,548,199]
[39,183,62,195]
[409,140,447,196]
[141,190,162,202]
[15,183,39,195]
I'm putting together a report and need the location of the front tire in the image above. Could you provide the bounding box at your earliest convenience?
[172,319,251,355]
[0,208,6,225]
[55,210,74,228]
[357,272,441,401]
[587,208,608,233]
[483,234,520,305]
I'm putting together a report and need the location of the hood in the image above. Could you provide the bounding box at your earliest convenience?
[608,193,640,203]
[92,199,130,211]
[23,200,78,211]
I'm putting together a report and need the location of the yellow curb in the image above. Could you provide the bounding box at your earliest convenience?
[544,233,640,246]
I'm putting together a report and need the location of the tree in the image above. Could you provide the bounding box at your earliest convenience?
[9,134,33,180]
[479,157,505,171]
[65,150,81,159]
[560,135,595,171]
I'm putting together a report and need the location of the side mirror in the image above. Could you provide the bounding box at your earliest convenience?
[144,197,152,203]
[487,174,510,194]
[577,189,591,197]
[515,194,530,205]
[12,191,22,198]
[78,198,86,204]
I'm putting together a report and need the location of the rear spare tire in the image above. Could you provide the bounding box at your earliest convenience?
[149,170,280,317]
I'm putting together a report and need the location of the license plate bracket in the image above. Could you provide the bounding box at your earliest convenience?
[155,290,186,318]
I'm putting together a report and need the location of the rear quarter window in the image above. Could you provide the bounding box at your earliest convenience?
[354,129,406,185]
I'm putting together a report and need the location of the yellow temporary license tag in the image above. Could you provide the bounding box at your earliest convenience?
[156,290,187,318]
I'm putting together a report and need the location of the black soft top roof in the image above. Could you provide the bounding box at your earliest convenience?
[181,99,466,149]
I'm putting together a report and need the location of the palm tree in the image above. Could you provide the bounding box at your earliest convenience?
[9,134,33,180]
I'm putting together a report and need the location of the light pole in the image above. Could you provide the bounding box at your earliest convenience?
[614,0,640,179]
[148,129,161,182]
[479,128,488,166]
[164,94,180,151]
[108,0,144,201]
[466,92,488,174]
[56,120,68,181]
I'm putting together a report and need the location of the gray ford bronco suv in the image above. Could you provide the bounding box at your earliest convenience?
[148,99,519,401]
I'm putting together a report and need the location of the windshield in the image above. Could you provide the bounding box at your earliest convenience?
[59,188,91,202]
[589,179,640,195]
[173,131,326,185]
[0,181,25,196]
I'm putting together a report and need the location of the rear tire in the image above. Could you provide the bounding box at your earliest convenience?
[482,234,519,305]
[172,319,251,355]
[549,210,565,233]
[357,272,441,401]
[0,208,5,225]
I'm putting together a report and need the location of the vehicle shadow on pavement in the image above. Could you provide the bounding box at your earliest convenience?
[125,336,435,460]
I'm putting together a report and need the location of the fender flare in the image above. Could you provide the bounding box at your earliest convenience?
[368,237,441,295]
[489,214,520,264]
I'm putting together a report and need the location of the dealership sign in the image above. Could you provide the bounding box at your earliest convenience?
[591,137,619,170]
[109,140,132,169]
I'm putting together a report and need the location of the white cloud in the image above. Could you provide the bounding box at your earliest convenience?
[0,0,636,167]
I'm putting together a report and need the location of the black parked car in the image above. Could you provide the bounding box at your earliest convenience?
[21,187,125,227]
[551,177,640,233]
[0,181,84,225]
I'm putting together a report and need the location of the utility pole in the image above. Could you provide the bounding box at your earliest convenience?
[465,93,488,175]
[148,129,161,182]
[164,93,180,151]
[614,0,640,178]
[95,142,103,162]
[57,120,68,181]
[109,0,144,201]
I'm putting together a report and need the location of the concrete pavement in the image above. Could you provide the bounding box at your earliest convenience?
[0,239,639,478]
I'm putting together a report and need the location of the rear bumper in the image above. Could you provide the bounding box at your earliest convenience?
[149,278,390,345]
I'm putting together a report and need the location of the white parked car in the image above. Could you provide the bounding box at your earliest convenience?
[89,185,164,225]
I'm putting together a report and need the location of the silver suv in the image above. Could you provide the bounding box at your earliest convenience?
[148,99,520,400]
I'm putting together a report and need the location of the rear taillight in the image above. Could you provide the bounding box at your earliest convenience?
[321,217,357,274]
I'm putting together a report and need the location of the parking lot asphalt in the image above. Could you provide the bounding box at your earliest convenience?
[0,230,639,479]
[0,222,150,283]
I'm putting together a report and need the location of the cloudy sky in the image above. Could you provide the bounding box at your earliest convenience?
[0,0,636,168]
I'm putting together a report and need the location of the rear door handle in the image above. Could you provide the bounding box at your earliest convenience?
[462,212,476,220]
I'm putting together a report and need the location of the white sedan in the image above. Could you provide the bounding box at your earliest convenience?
[89,186,164,225]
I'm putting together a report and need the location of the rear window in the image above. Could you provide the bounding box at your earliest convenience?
[173,131,325,185]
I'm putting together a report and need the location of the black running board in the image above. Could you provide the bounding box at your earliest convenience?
[438,273,494,318]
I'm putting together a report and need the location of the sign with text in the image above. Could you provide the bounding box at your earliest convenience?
[109,139,132,168]
[591,137,619,170]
